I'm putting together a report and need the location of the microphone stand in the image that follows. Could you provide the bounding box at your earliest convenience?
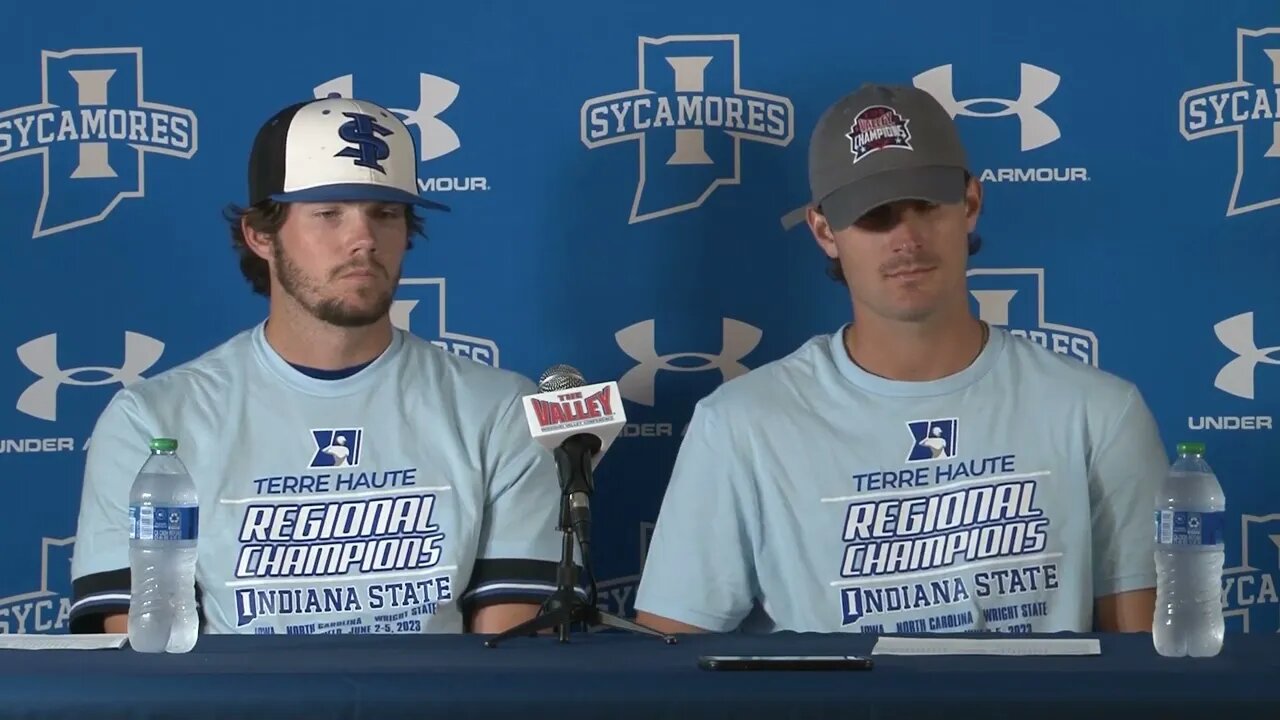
[484,435,677,647]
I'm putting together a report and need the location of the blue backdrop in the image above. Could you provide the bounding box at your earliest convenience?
[1,0,1277,637]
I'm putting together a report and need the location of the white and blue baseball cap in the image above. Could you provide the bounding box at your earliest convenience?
[246,96,449,211]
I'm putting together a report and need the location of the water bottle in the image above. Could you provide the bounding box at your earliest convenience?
[1153,441,1225,657]
[128,437,199,653]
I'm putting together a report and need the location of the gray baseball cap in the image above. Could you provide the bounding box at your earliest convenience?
[780,83,969,231]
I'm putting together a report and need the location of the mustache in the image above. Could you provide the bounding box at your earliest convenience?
[880,253,941,276]
[331,259,387,278]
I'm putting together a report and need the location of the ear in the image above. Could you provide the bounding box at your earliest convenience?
[964,176,983,234]
[807,207,839,260]
[241,215,275,263]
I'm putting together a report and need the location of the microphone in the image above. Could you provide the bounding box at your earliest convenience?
[522,364,626,547]
[484,364,676,648]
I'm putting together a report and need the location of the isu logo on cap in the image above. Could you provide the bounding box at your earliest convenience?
[334,112,394,172]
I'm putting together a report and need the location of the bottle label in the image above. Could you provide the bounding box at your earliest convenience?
[1154,510,1225,546]
[129,505,199,541]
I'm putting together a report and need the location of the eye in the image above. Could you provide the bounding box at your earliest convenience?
[313,208,340,219]
[855,204,897,232]
[853,200,940,232]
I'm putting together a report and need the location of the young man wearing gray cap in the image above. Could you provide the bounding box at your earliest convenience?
[634,84,1165,635]
[69,97,569,637]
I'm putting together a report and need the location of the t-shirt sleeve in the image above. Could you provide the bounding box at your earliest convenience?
[69,390,154,633]
[1089,385,1167,598]
[634,403,759,632]
[461,376,574,611]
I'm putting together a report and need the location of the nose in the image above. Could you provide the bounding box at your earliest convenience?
[886,207,928,253]
[342,210,378,255]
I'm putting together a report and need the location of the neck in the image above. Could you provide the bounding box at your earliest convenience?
[844,306,987,382]
[263,299,393,371]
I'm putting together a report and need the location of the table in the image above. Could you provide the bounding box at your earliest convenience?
[0,631,1276,719]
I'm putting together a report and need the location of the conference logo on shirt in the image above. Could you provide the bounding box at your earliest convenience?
[905,418,959,463]
[309,428,364,468]
[967,267,1097,366]
[0,537,74,634]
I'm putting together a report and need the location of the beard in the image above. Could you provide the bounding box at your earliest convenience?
[272,242,398,328]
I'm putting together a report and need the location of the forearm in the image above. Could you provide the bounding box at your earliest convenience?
[1095,588,1156,631]
[468,603,541,633]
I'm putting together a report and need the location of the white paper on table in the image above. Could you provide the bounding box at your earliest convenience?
[871,636,1101,656]
[0,633,127,650]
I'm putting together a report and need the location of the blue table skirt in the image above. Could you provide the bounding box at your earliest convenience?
[1,631,1276,719]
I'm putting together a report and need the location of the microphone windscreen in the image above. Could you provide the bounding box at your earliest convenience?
[539,364,586,392]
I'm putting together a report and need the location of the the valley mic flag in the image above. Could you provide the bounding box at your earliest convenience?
[522,381,626,469]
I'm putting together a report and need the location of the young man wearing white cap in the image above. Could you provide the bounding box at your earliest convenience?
[634,84,1167,635]
[70,97,568,636]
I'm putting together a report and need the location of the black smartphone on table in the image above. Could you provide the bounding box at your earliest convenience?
[697,655,874,671]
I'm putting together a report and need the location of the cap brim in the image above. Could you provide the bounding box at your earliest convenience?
[270,183,450,212]
[819,166,965,231]
[780,204,811,230]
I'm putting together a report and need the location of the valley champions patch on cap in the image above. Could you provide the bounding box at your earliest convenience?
[246,96,449,211]
[780,83,968,231]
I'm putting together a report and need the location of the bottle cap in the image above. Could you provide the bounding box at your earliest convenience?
[1176,441,1205,456]
[149,438,178,452]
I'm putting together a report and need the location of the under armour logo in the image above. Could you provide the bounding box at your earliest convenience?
[16,332,164,421]
[913,63,1061,151]
[335,112,393,172]
[615,318,762,406]
[315,73,461,162]
[1215,312,1280,400]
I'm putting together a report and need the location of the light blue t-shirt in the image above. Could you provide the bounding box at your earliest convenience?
[70,322,566,635]
[635,325,1167,634]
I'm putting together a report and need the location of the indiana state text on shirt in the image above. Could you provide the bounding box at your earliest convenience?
[227,430,455,635]
[829,446,1061,635]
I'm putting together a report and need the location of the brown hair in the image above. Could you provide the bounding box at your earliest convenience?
[221,201,425,297]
